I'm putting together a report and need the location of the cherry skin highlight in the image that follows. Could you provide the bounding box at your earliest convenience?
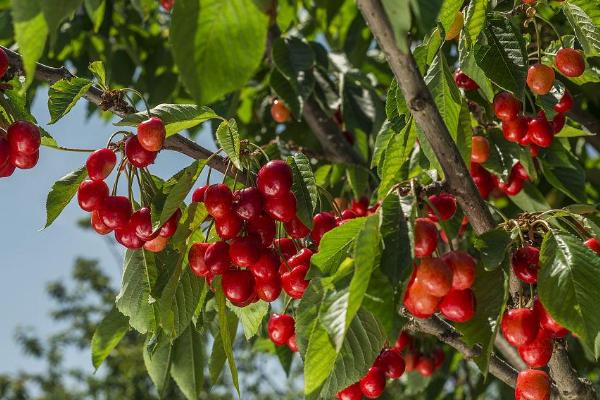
[414,218,438,258]
[191,185,208,203]
[144,235,168,253]
[98,196,133,230]
[336,383,362,400]
[267,313,295,346]
[255,276,281,302]
[554,91,573,113]
[215,212,243,240]
[232,187,263,221]
[377,348,405,379]
[427,193,457,221]
[124,135,157,168]
[555,48,585,78]
[91,210,112,235]
[501,308,539,347]
[204,241,231,275]
[250,249,280,280]
[281,264,309,299]
[526,63,555,95]
[77,179,109,212]
[7,121,40,155]
[534,298,569,338]
[158,209,181,238]
[10,150,39,169]
[247,213,276,247]
[359,367,386,399]
[204,183,233,219]
[284,216,310,239]
[222,269,255,304]
[403,277,441,319]
[256,160,293,198]
[129,207,156,241]
[415,257,453,297]
[86,148,117,181]
[471,136,490,163]
[493,92,521,121]
[270,99,291,123]
[515,369,550,400]
[137,116,166,152]
[439,288,476,322]
[442,251,476,290]
[229,235,261,268]
[188,242,211,277]
[264,191,296,222]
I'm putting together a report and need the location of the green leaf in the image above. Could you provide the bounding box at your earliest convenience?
[272,36,314,82]
[116,250,157,334]
[216,119,241,170]
[379,191,414,285]
[346,165,370,199]
[44,166,88,228]
[84,0,105,32]
[47,77,93,124]
[540,141,586,203]
[377,120,416,199]
[311,217,366,276]
[228,300,269,340]
[170,0,268,105]
[372,116,406,171]
[510,181,550,212]
[288,152,317,229]
[462,0,489,47]
[437,0,463,34]
[11,0,49,91]
[40,0,82,39]
[563,3,600,57]
[425,53,462,141]
[269,68,302,118]
[539,231,600,357]
[341,72,385,136]
[88,61,107,88]
[91,306,129,370]
[483,129,528,181]
[209,306,238,383]
[143,333,172,397]
[170,324,205,400]
[473,228,511,271]
[214,278,239,393]
[115,104,220,137]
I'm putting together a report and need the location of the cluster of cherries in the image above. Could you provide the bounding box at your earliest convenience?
[267,313,298,353]
[77,117,177,252]
[0,120,41,177]
[403,194,477,323]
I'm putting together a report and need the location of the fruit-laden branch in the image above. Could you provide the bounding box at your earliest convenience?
[0,46,232,177]
[548,341,597,400]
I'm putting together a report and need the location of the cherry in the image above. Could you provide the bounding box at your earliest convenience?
[0,47,8,78]
[222,268,255,304]
[287,334,298,353]
[471,136,489,163]
[403,277,441,318]
[77,179,109,212]
[86,148,116,181]
[555,48,585,78]
[256,160,293,198]
[426,193,457,221]
[10,150,39,169]
[442,251,476,290]
[501,308,539,347]
[159,209,181,238]
[522,0,536,4]
[527,64,555,96]
[255,276,281,302]
[264,191,296,222]
[527,116,553,148]
[414,218,438,258]
[7,121,40,155]
[554,91,573,113]
[274,238,296,259]
[431,348,445,369]
[137,117,166,152]
[445,11,464,41]
[415,257,453,297]
[129,207,156,241]
[160,0,174,12]
[454,70,478,91]
[229,235,261,267]
[512,246,540,284]
[471,163,494,199]
[204,184,233,218]
[403,351,418,372]
[498,174,524,197]
[340,209,358,220]
[144,235,168,253]
[394,331,411,352]
[359,367,386,399]
[493,92,521,122]
[336,383,362,400]
[98,196,133,230]
[0,137,9,168]
[247,213,276,247]
[230,290,258,308]
[267,313,295,346]
[204,241,231,275]
[281,264,309,299]
[584,237,600,255]
[512,162,529,181]
[415,355,434,377]
[191,185,208,203]
[232,187,262,221]
[552,113,565,134]
[115,225,145,249]
[288,248,313,268]
[351,197,370,216]
[534,298,568,338]
[251,249,280,280]
[284,215,310,239]
[377,348,405,379]
[188,242,211,277]
[515,369,550,400]
[91,210,112,235]
[502,116,528,143]
[311,212,337,245]
[215,213,243,240]
[518,328,553,368]
[439,288,476,322]
[124,135,157,168]
[270,99,291,123]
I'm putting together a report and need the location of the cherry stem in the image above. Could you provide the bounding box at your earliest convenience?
[204,219,214,242]
[533,19,542,63]
[112,157,128,196]
[247,142,270,162]
[282,296,293,315]
[134,168,147,206]
[316,185,341,217]
[121,88,152,118]
[106,131,130,148]
[48,145,96,153]
[126,165,135,208]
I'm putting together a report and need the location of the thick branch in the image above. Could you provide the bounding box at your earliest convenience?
[548,341,597,400]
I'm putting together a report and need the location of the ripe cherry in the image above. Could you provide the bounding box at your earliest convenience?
[281,264,309,299]
[359,367,386,399]
[160,0,174,12]
[394,331,411,352]
[144,235,168,253]
[255,276,281,302]
[512,246,540,284]
[264,191,296,222]
[454,70,478,91]
[191,185,208,203]
[204,184,233,218]
[527,116,553,148]
[77,179,109,212]
[554,91,573,113]
[159,209,181,238]
[287,334,298,352]
[377,348,405,379]
[7,121,40,155]
[471,136,489,163]
[494,92,521,121]
[284,215,310,239]
[311,212,337,245]
[502,116,528,143]
[512,162,529,181]
[501,308,539,347]
[427,193,457,221]
[584,237,600,255]
[534,298,568,338]
[91,210,112,235]
[471,163,494,199]
[431,348,445,369]
[515,369,550,400]
[99,196,133,230]
[403,277,441,318]
[137,117,166,152]
[439,288,476,322]
[555,48,585,78]
[229,235,261,267]
[415,257,453,297]
[222,268,255,304]
[188,242,211,277]
[256,160,293,198]
[288,248,313,268]
[215,213,243,240]
[204,241,231,275]
[274,238,296,259]
[336,383,362,400]
[251,249,280,280]
[445,11,464,41]
[247,213,276,247]
[115,225,145,249]
[129,207,156,241]
[124,135,157,168]
[86,148,116,181]
[442,251,476,290]
[518,328,553,368]
[340,209,358,221]
[232,187,262,221]
[10,150,39,169]
[0,137,9,168]
[414,218,438,258]
[267,313,295,346]
[351,197,369,216]
[527,64,555,95]
[270,99,291,123]
[552,113,565,134]
[499,175,524,197]
[0,47,8,78]
[415,356,434,377]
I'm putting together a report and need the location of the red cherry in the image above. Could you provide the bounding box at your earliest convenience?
[534,298,568,338]
[91,210,112,235]
[336,383,362,400]
[215,212,243,240]
[378,348,405,379]
[442,251,476,290]
[247,213,276,247]
[341,209,358,220]
[288,248,313,268]
[427,193,457,221]
[222,268,255,304]
[501,308,539,347]
[431,348,445,369]
[311,212,337,245]
[255,276,281,302]
[281,264,309,299]
[493,92,521,122]
[351,197,370,216]
[204,184,233,219]
[188,242,211,277]
[554,91,573,113]
[527,116,553,148]
[10,150,39,169]
[585,237,600,255]
[512,162,529,181]
[403,277,441,319]
[270,99,291,123]
[256,160,293,198]
[527,64,555,95]
[86,148,117,181]
[359,367,386,399]
[0,47,8,78]
[515,369,550,400]
[522,0,536,4]
[284,215,310,239]
[511,246,540,284]
[555,48,585,78]
[518,328,553,368]
[403,352,418,372]
[232,187,263,221]
[552,113,566,134]
[129,207,157,241]
[529,144,539,158]
[502,116,528,143]
[394,331,411,352]
[204,241,231,275]
[191,185,208,203]
[144,235,168,253]
[264,191,296,222]
[267,313,295,346]
[415,257,453,297]
[229,289,258,308]
[471,136,490,164]
[414,218,438,258]
[98,196,133,230]
[229,235,261,267]
[160,0,174,12]
[137,117,166,152]
[0,136,9,168]
[124,135,157,168]
[454,70,479,91]
[77,179,109,212]
[159,209,181,238]
[251,249,280,280]
[471,163,494,199]
[274,238,296,259]
[439,288,476,322]
[7,121,40,155]
[415,356,434,377]
[498,174,524,197]
[287,334,298,352]
[115,225,145,249]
